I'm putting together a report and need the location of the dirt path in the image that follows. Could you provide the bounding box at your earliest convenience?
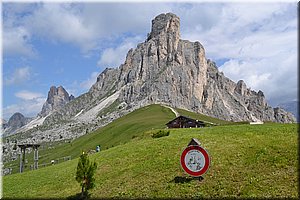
[162,105,179,117]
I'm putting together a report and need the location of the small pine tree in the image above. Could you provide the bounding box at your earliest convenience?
[76,152,97,199]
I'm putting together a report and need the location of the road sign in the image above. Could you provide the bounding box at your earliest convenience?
[180,145,210,177]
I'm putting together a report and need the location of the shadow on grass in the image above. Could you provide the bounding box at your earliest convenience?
[67,193,91,200]
[170,176,204,183]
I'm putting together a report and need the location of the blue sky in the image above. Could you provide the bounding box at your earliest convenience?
[2,1,298,120]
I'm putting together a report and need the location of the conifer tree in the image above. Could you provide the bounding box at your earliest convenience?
[75,152,97,198]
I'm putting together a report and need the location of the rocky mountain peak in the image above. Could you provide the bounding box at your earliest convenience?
[277,100,298,122]
[47,86,69,102]
[39,85,74,117]
[3,112,32,136]
[274,107,296,123]
[3,12,295,151]
[148,13,180,40]
[44,12,296,126]
[8,112,25,126]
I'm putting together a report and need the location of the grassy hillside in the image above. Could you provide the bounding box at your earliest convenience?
[175,107,245,125]
[4,104,175,173]
[3,123,298,198]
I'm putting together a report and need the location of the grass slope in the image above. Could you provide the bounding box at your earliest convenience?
[5,104,175,173]
[3,123,298,198]
[175,108,243,125]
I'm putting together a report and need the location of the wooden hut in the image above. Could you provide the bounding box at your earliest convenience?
[166,116,205,128]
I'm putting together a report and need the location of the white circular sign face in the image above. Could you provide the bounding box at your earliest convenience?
[180,145,210,177]
[184,149,205,172]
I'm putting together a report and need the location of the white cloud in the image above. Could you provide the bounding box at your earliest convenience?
[80,3,171,38]
[3,2,297,109]
[4,67,31,85]
[80,72,99,90]
[3,2,171,55]
[3,27,35,57]
[95,3,297,106]
[3,89,46,119]
[24,3,98,53]
[3,97,46,120]
[97,36,143,68]
[219,59,272,90]
[219,51,297,106]
[3,3,97,55]
[2,3,37,57]
[15,90,44,100]
[183,3,296,58]
[172,3,223,33]
[180,3,297,106]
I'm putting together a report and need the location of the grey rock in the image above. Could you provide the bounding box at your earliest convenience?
[85,13,295,123]
[8,113,27,128]
[1,118,7,129]
[3,112,32,136]
[39,86,74,117]
[274,107,296,123]
[277,100,298,122]
[35,12,298,126]
[2,13,296,167]
[235,80,247,96]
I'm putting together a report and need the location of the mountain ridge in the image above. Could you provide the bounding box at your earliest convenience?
[38,85,74,117]
[44,12,295,125]
[3,12,296,141]
[2,85,74,137]
[2,113,32,136]
[277,100,298,122]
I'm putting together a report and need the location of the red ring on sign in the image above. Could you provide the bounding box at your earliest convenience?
[180,145,210,177]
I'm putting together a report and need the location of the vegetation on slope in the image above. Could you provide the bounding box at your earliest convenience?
[3,123,298,198]
[4,104,175,174]
[175,108,233,125]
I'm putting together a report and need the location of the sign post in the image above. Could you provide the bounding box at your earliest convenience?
[180,138,210,178]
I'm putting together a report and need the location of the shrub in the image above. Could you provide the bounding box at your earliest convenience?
[151,130,170,138]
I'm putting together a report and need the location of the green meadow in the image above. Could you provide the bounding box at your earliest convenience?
[3,105,298,198]
[4,105,175,173]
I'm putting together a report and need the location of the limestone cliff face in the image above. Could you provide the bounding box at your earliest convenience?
[44,13,295,124]
[39,86,74,117]
[98,13,295,122]
[201,61,273,121]
[109,13,208,113]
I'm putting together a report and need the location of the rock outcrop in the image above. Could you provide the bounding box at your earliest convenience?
[43,13,295,124]
[274,107,296,123]
[1,118,7,129]
[92,13,295,123]
[3,112,32,136]
[277,100,298,122]
[39,86,74,117]
[2,12,296,169]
